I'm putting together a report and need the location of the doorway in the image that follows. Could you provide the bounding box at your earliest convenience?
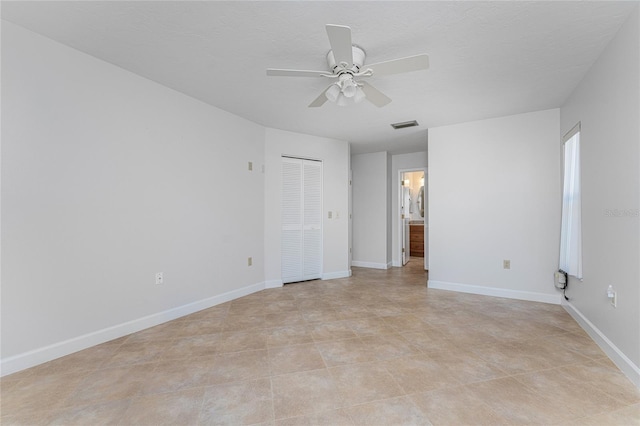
[399,169,428,270]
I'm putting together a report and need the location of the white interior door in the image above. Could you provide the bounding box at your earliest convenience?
[303,160,322,280]
[281,158,303,282]
[281,157,322,283]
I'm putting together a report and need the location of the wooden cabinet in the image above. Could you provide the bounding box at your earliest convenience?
[409,224,424,257]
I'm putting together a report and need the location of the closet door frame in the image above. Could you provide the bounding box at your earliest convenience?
[281,156,323,284]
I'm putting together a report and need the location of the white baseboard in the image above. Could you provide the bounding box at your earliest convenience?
[562,300,640,388]
[427,280,562,305]
[0,281,266,377]
[264,279,283,289]
[351,261,391,270]
[392,260,402,267]
[321,270,351,280]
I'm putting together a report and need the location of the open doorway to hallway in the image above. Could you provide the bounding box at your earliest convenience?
[399,169,428,270]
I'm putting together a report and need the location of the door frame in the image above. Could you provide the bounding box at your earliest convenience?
[397,167,428,269]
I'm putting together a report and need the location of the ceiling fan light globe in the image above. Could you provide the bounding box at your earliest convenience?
[342,84,356,98]
[342,80,357,98]
[325,84,341,103]
[354,86,366,103]
[336,93,349,107]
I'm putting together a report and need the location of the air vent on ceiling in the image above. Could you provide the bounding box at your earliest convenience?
[391,120,419,130]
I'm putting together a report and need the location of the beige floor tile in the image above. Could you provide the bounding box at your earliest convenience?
[275,409,354,426]
[0,374,24,396]
[220,330,268,353]
[163,333,225,359]
[4,264,638,426]
[515,337,592,366]
[466,377,575,424]
[544,332,606,359]
[181,305,229,322]
[382,354,460,394]
[512,367,626,418]
[65,363,154,407]
[346,395,432,426]
[180,318,225,336]
[271,369,343,419]
[345,317,397,336]
[471,342,556,374]
[438,324,501,347]
[266,325,314,347]
[563,403,640,426]
[596,403,639,425]
[138,356,216,395]
[264,311,306,328]
[228,302,271,316]
[309,321,358,342]
[334,306,375,320]
[222,313,267,332]
[23,342,120,377]
[104,340,169,367]
[382,314,430,332]
[1,370,88,417]
[49,399,130,425]
[360,334,423,361]
[400,330,460,354]
[261,299,300,314]
[209,350,270,384]
[199,378,273,425]
[315,338,376,367]
[559,361,640,405]
[364,304,407,317]
[120,387,204,425]
[426,351,508,384]
[1,409,58,426]
[302,309,343,323]
[329,362,405,406]
[410,385,505,426]
[269,343,326,375]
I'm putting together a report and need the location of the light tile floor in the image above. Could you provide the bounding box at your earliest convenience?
[2,259,639,425]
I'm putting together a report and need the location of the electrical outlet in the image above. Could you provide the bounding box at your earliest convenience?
[248,257,252,267]
[328,211,332,219]
[155,272,163,285]
[503,260,511,269]
[248,161,253,171]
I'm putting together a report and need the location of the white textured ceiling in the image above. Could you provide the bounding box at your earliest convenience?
[2,1,636,154]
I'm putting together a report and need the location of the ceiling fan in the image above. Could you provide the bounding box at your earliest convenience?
[266,24,429,108]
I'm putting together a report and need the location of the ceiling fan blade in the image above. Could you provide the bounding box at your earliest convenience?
[367,54,429,77]
[326,24,353,67]
[267,69,333,78]
[360,81,392,107]
[308,87,331,108]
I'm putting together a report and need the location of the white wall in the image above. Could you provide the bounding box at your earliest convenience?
[428,109,561,304]
[1,22,266,372]
[263,128,350,286]
[351,152,390,268]
[560,6,639,384]
[391,151,428,267]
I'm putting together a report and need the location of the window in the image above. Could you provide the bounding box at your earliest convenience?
[559,123,582,279]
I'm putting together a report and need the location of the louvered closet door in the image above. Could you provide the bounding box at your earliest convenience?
[281,157,322,283]
[302,160,322,279]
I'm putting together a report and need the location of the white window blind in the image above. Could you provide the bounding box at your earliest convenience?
[559,124,582,279]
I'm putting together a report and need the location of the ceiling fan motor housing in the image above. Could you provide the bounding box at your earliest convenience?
[327,46,366,75]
